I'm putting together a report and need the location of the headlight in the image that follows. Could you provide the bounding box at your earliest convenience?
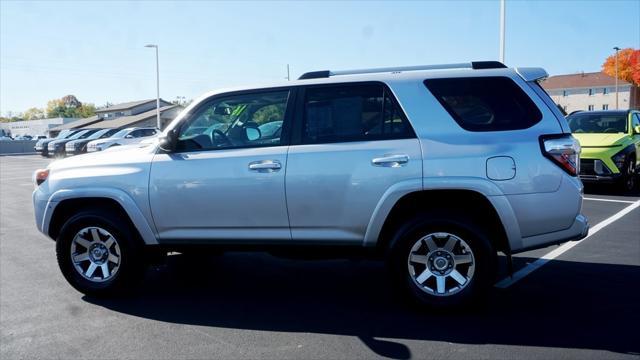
[612,151,627,171]
[34,169,49,186]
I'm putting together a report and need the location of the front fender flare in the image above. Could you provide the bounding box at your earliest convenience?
[43,187,158,245]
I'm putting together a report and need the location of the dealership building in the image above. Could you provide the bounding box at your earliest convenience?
[542,71,640,113]
[0,117,80,138]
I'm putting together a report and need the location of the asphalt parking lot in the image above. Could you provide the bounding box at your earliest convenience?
[1,155,638,360]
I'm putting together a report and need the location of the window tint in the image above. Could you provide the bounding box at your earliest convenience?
[302,84,414,144]
[632,113,639,128]
[176,90,289,151]
[567,113,628,133]
[424,77,542,132]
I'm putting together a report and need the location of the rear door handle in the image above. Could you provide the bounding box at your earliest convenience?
[371,154,409,167]
[249,160,282,172]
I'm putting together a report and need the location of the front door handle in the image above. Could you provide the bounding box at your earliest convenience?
[249,160,282,172]
[372,154,409,167]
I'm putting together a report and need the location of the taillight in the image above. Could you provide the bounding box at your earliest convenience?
[541,135,581,176]
[34,169,49,186]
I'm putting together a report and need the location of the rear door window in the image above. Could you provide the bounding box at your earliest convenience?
[301,83,415,144]
[424,77,542,132]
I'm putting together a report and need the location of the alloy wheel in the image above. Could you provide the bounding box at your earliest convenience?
[407,232,475,296]
[70,227,121,282]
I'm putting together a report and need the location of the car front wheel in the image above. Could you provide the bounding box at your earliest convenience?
[56,210,145,296]
[620,156,637,193]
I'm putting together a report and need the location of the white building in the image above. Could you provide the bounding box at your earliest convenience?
[0,117,79,138]
[542,72,640,114]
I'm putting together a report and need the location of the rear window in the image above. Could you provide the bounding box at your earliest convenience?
[424,77,542,132]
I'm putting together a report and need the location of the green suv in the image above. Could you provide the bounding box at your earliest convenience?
[567,110,640,191]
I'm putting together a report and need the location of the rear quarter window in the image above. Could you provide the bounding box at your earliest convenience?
[424,76,542,132]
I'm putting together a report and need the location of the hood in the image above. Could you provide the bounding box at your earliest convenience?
[572,133,628,147]
[36,138,53,146]
[48,142,157,172]
[48,139,68,146]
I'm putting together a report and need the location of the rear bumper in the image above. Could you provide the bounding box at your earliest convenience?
[512,214,589,254]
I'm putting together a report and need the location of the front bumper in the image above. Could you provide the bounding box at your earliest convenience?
[579,158,621,183]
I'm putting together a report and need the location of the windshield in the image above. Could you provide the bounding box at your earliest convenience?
[57,130,74,139]
[67,130,90,140]
[86,128,114,140]
[111,129,130,138]
[567,113,628,134]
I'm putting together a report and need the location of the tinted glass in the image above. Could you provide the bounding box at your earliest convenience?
[67,130,90,140]
[424,77,542,132]
[176,90,289,151]
[632,114,640,128]
[567,113,628,133]
[302,84,414,144]
[111,129,130,138]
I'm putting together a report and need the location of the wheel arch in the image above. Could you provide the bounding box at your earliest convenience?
[45,188,158,245]
[370,189,518,255]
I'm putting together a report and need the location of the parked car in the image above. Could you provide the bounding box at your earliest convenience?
[15,135,33,140]
[86,127,158,152]
[567,110,640,191]
[47,129,101,158]
[35,130,78,157]
[33,62,588,308]
[0,136,13,141]
[65,128,119,156]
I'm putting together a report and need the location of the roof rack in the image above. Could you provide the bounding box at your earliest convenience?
[298,61,506,80]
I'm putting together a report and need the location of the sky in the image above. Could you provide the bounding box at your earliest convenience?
[1,0,639,115]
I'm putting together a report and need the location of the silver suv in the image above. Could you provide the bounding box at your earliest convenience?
[33,62,588,307]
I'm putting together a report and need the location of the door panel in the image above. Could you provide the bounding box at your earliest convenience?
[285,82,422,244]
[149,147,290,241]
[286,139,422,243]
[149,88,293,243]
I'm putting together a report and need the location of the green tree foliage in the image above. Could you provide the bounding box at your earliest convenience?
[46,95,96,118]
[23,107,46,120]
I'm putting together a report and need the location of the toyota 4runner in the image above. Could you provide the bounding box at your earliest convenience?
[33,61,588,308]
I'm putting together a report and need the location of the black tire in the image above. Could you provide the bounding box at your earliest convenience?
[387,211,497,309]
[619,155,636,193]
[56,209,146,297]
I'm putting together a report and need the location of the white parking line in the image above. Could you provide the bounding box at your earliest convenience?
[583,197,636,204]
[495,199,640,288]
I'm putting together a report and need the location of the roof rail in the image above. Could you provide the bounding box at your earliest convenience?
[298,61,507,80]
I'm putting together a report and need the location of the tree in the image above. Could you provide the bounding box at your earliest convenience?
[602,48,640,86]
[23,107,46,120]
[45,95,96,118]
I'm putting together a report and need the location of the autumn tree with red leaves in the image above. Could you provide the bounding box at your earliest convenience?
[602,48,640,86]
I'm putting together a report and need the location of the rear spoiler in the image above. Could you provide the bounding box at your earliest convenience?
[515,67,548,82]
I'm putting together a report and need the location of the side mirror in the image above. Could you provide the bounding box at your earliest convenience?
[635,125,640,134]
[125,135,134,139]
[246,127,260,141]
[158,129,177,152]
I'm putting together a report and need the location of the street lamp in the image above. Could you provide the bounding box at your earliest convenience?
[613,46,620,110]
[144,44,161,129]
[499,0,506,63]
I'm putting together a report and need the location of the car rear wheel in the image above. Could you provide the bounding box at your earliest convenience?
[387,213,496,309]
[56,210,145,296]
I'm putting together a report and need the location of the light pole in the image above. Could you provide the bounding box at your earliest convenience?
[144,44,161,129]
[499,0,506,63]
[613,46,620,110]
[286,64,290,81]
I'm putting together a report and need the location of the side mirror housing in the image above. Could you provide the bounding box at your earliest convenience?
[158,129,177,152]
[635,125,640,134]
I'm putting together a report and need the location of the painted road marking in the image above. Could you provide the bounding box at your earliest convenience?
[584,197,637,204]
[495,199,640,288]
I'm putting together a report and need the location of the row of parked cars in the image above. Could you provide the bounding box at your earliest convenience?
[34,127,159,158]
